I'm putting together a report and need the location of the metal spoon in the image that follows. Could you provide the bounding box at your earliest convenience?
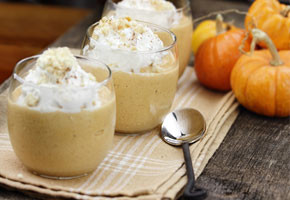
[161,108,207,200]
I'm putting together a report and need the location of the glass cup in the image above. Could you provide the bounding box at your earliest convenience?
[102,0,193,77]
[7,55,116,179]
[81,21,178,134]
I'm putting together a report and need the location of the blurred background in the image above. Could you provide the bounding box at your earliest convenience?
[0,0,106,84]
[1,0,288,8]
[0,0,106,8]
[0,0,288,84]
[0,0,108,8]
[0,0,257,8]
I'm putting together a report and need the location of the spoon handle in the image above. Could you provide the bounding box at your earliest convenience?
[182,142,207,200]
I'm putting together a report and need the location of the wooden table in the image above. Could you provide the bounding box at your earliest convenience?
[0,0,289,199]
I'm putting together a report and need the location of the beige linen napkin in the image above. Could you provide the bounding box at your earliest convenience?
[0,65,239,199]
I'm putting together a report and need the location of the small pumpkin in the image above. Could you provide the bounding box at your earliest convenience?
[231,29,290,117]
[195,14,251,91]
[245,0,290,50]
[192,19,229,55]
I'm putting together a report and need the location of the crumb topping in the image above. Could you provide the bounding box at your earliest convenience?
[92,17,164,51]
[33,47,96,85]
[17,47,102,111]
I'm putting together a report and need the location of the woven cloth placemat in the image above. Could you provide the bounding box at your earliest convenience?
[0,64,239,199]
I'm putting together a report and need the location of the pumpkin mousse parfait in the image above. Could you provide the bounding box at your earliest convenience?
[102,0,193,77]
[7,47,116,179]
[82,17,178,134]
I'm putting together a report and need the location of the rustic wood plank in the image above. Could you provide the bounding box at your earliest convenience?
[191,0,249,18]
[196,107,290,200]
[0,11,98,94]
[0,44,42,84]
[0,3,89,47]
[0,2,90,83]
[0,184,43,200]
[49,11,100,48]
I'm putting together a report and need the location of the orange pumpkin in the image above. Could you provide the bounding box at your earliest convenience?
[195,14,251,91]
[245,0,290,50]
[192,19,230,55]
[231,29,290,117]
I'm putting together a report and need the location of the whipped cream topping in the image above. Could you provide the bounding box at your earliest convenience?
[114,0,181,28]
[83,17,170,73]
[16,47,103,113]
[91,16,164,51]
[118,0,176,12]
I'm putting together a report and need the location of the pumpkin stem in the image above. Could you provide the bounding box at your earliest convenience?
[280,6,290,17]
[250,29,283,66]
[216,14,225,35]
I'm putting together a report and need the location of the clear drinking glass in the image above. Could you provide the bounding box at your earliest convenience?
[82,21,178,134]
[7,55,116,179]
[102,0,193,77]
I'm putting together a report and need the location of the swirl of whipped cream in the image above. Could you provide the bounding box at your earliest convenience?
[16,47,103,113]
[113,0,182,28]
[83,17,171,73]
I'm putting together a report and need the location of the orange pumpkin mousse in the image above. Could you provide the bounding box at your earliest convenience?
[7,47,116,178]
[82,17,178,133]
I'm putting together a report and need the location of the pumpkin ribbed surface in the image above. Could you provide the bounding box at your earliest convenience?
[195,29,250,91]
[231,50,290,117]
[245,0,290,50]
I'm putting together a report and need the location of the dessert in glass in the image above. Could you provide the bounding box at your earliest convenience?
[7,47,116,179]
[82,17,178,134]
[102,0,193,77]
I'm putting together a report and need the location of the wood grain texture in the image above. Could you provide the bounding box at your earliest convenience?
[0,0,290,200]
[0,2,89,83]
[0,3,89,46]
[49,11,101,48]
[0,184,42,200]
[195,107,290,200]
[190,0,249,17]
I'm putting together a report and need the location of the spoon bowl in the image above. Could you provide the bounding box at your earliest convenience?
[161,108,206,146]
